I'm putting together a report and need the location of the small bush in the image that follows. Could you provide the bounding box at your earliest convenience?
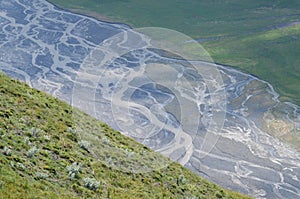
[9,161,15,168]
[29,127,41,137]
[67,127,77,135]
[3,146,11,156]
[43,135,51,141]
[24,137,31,145]
[78,140,90,152]
[66,162,82,179]
[102,137,109,145]
[27,146,38,158]
[35,172,49,180]
[83,177,101,191]
[177,174,186,186]
[16,162,26,171]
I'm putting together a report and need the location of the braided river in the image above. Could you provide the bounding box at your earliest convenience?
[0,0,299,198]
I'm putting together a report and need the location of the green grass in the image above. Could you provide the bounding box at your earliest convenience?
[0,72,251,198]
[47,0,300,105]
[205,24,300,104]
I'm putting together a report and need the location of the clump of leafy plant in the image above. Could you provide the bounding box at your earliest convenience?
[66,162,82,179]
[177,174,187,186]
[29,127,41,137]
[102,137,109,145]
[24,137,31,145]
[43,135,51,141]
[78,140,90,152]
[3,146,11,156]
[35,172,49,180]
[82,177,101,191]
[16,162,26,171]
[27,146,38,158]
[67,127,77,136]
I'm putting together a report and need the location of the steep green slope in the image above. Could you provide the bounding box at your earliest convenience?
[0,72,251,198]
[48,0,300,105]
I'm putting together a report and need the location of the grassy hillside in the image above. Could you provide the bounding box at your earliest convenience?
[0,72,251,198]
[48,0,300,105]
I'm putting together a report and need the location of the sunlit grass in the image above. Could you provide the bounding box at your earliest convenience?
[0,72,252,198]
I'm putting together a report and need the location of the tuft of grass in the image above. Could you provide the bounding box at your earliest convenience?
[27,146,39,158]
[78,140,91,152]
[35,172,49,180]
[66,162,82,179]
[83,177,101,191]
